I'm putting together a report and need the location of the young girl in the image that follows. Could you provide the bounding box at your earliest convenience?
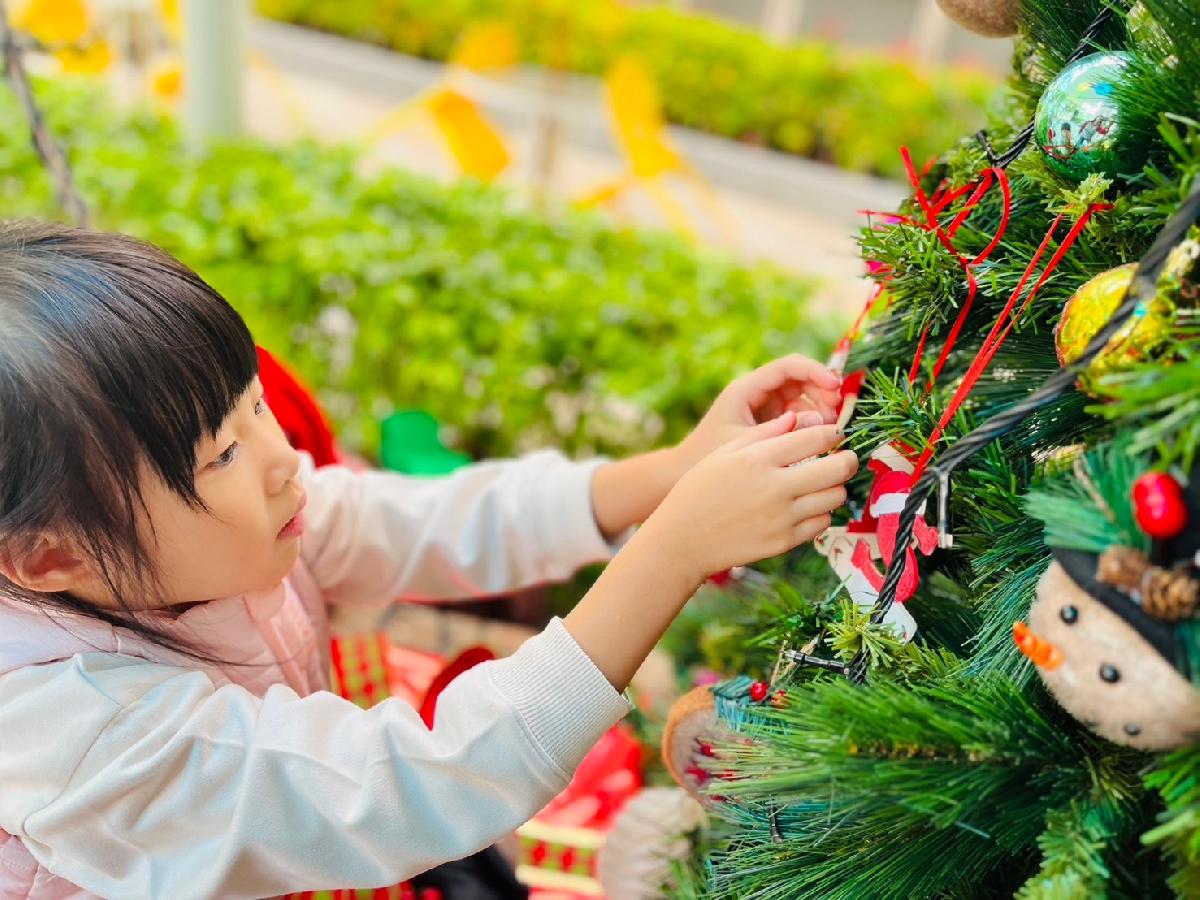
[0,222,856,899]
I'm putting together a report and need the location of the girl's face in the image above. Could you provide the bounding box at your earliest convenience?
[129,376,306,609]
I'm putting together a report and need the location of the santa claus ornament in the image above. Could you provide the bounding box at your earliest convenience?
[1016,463,1200,750]
[814,442,942,643]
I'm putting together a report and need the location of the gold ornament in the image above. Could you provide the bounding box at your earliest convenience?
[1055,263,1173,392]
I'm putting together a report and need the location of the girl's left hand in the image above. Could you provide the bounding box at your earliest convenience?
[673,355,842,473]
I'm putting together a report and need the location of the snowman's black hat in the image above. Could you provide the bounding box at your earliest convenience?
[1052,466,1200,676]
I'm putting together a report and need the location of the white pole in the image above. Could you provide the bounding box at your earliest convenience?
[911,0,950,67]
[181,0,246,146]
[762,0,802,42]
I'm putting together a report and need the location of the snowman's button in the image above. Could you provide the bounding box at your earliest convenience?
[1059,605,1079,625]
[1099,664,1121,683]
[1123,723,1142,737]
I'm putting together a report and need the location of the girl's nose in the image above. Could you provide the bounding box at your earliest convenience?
[265,426,302,495]
[1013,621,1063,670]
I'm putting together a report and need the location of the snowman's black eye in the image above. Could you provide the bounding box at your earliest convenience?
[1124,723,1142,737]
[1099,664,1121,683]
[1059,605,1079,625]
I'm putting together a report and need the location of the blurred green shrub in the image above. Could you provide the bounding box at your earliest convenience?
[256,0,997,179]
[0,81,837,460]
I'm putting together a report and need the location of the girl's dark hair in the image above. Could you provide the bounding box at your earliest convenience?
[0,220,258,657]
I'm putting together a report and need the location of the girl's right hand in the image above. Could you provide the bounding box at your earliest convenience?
[646,410,855,583]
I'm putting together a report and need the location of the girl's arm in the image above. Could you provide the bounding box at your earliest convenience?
[0,619,628,899]
[589,446,682,541]
[299,448,643,607]
[300,355,839,607]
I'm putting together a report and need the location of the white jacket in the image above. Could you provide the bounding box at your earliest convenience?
[0,451,631,899]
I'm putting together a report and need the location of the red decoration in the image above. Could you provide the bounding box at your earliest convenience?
[708,568,733,586]
[684,764,710,786]
[256,346,340,467]
[749,681,769,702]
[1133,472,1189,539]
[771,690,788,708]
[419,645,496,728]
[534,724,643,829]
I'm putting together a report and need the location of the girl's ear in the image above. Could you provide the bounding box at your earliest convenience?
[0,535,90,594]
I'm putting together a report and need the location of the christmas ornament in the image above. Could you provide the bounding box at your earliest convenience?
[661,676,759,802]
[1035,52,1147,181]
[935,0,1017,37]
[1055,264,1172,392]
[1017,465,1200,750]
[814,443,941,643]
[596,787,707,900]
[1133,472,1188,540]
[1018,559,1200,749]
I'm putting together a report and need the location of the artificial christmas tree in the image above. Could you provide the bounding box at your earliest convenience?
[670,1,1200,896]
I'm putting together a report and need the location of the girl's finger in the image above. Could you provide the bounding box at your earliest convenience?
[739,356,839,408]
[728,410,798,450]
[784,449,859,492]
[756,424,842,466]
[794,484,848,520]
[792,513,834,545]
[764,355,840,390]
[784,394,837,422]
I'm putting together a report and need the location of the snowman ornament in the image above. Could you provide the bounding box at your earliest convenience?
[1016,469,1200,750]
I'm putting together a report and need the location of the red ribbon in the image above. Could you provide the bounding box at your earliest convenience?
[897,147,1012,393]
[911,201,1114,478]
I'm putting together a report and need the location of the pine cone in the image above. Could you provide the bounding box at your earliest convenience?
[1143,568,1200,622]
[1097,546,1150,593]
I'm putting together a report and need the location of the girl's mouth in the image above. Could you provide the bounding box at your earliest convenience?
[278,494,307,539]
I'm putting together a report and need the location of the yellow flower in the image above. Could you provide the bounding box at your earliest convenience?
[158,0,181,42]
[148,57,183,105]
[55,38,111,74]
[13,0,89,45]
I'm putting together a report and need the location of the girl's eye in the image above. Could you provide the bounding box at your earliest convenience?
[211,442,239,468]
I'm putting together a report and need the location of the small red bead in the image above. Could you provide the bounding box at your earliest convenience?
[1133,472,1188,539]
[697,740,715,757]
[561,848,577,871]
[708,568,733,586]
[531,842,549,865]
[749,681,769,702]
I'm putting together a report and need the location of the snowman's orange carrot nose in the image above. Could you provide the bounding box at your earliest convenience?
[1013,622,1063,670]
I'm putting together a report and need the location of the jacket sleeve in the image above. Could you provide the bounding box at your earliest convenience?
[0,619,629,900]
[298,451,629,606]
